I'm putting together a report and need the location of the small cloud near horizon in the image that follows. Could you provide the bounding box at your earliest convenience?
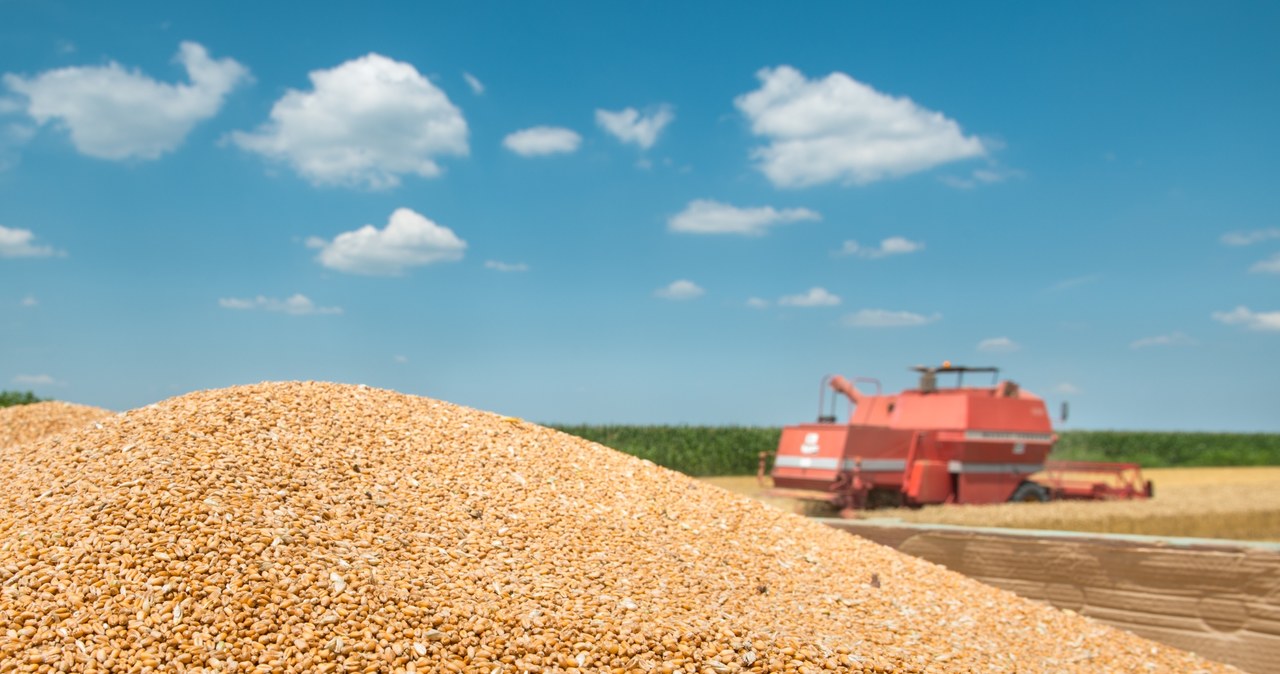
[218,293,342,316]
[977,337,1019,352]
[1131,332,1196,349]
[1211,306,1280,332]
[843,308,940,328]
[484,260,529,273]
[837,236,923,258]
[12,373,59,386]
[778,287,840,307]
[654,279,704,301]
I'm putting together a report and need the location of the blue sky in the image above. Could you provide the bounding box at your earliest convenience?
[1,1,1277,431]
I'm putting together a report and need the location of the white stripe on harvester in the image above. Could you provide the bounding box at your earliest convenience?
[773,456,907,472]
[947,461,1044,475]
[964,430,1054,443]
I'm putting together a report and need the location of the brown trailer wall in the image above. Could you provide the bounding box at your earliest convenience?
[821,519,1280,674]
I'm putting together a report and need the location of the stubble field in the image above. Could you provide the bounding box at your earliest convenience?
[704,467,1280,542]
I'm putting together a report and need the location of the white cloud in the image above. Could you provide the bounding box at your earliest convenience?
[940,166,1021,189]
[1211,306,1280,332]
[218,293,341,316]
[734,65,985,188]
[843,309,940,328]
[1221,228,1280,246]
[1249,252,1280,274]
[463,72,484,95]
[20,295,37,307]
[4,123,34,143]
[502,126,581,157]
[655,279,704,301]
[0,225,64,258]
[308,208,466,276]
[11,374,58,386]
[229,54,467,189]
[778,287,840,307]
[977,337,1020,352]
[393,354,409,364]
[595,105,674,150]
[746,297,770,309]
[485,260,528,272]
[668,199,820,236]
[838,236,924,258]
[4,42,248,160]
[1054,382,1081,396]
[0,122,35,171]
[1131,332,1196,349]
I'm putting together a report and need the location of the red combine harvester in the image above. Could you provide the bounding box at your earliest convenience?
[762,364,1153,515]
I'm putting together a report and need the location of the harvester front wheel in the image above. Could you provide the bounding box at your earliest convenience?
[1010,481,1050,503]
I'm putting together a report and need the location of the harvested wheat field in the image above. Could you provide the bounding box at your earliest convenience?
[0,401,114,449]
[0,382,1236,673]
[707,468,1280,541]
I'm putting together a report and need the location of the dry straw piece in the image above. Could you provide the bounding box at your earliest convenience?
[0,401,114,449]
[0,382,1238,672]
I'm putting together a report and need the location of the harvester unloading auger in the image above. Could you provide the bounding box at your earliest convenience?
[760,363,1153,516]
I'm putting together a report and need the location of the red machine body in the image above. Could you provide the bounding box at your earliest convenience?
[765,365,1152,512]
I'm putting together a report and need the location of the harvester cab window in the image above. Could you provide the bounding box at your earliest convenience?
[912,364,1000,393]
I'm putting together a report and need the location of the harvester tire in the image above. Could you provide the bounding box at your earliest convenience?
[1010,481,1050,503]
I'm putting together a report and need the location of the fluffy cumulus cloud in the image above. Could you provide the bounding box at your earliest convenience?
[3,42,248,160]
[977,337,1020,352]
[837,236,923,258]
[1250,252,1280,274]
[595,105,674,150]
[654,279,704,301]
[1221,228,1280,246]
[230,54,467,189]
[778,287,840,307]
[1212,306,1280,332]
[843,309,940,328]
[1130,332,1196,349]
[668,199,820,236]
[502,126,581,157]
[734,66,985,188]
[218,294,341,316]
[307,208,466,276]
[0,225,63,258]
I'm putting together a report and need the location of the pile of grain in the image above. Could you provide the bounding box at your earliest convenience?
[0,401,114,449]
[0,382,1235,672]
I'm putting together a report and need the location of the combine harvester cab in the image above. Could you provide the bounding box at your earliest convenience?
[764,364,1154,515]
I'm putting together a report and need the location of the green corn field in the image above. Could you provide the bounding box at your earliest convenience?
[549,425,1280,476]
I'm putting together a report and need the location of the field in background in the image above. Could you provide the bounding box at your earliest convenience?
[703,468,1280,542]
[552,425,1280,476]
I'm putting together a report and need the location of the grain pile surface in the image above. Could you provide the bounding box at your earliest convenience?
[0,382,1237,673]
[0,401,114,449]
